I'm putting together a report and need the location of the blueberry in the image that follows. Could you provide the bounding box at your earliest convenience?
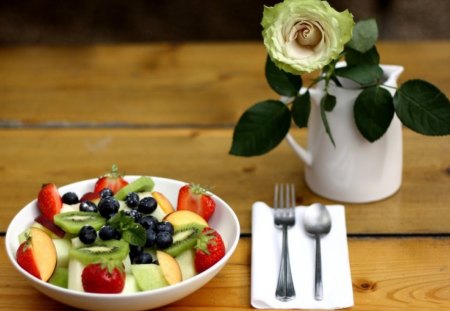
[79,225,97,244]
[125,192,140,209]
[99,188,114,198]
[138,215,158,231]
[138,197,157,214]
[157,221,174,235]
[131,252,153,264]
[62,192,79,205]
[79,200,98,213]
[156,231,173,249]
[129,244,144,259]
[98,197,120,218]
[145,229,157,248]
[98,225,121,241]
[124,209,142,222]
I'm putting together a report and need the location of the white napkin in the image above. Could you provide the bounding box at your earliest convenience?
[251,202,354,309]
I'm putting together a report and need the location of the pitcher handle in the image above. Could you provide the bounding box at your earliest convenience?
[280,92,313,167]
[285,133,313,166]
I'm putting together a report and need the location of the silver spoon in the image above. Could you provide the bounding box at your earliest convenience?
[303,203,332,301]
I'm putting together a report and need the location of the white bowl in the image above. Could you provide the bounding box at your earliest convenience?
[5,176,240,311]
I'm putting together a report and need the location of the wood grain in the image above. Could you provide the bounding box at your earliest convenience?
[0,41,448,126]
[2,237,450,310]
[0,127,448,234]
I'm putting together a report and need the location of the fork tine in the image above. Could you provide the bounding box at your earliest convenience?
[274,184,279,209]
[290,184,295,209]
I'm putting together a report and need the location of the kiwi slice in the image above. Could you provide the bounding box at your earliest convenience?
[165,223,205,257]
[54,211,106,234]
[114,176,155,201]
[70,239,129,265]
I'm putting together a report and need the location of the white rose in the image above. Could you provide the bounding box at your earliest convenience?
[262,0,354,75]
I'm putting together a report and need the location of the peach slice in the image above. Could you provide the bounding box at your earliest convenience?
[164,210,208,228]
[16,227,57,281]
[156,251,182,285]
[152,191,175,214]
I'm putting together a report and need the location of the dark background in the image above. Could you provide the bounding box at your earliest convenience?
[0,0,449,45]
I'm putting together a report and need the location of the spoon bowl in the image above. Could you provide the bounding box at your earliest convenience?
[303,203,332,301]
[303,203,332,236]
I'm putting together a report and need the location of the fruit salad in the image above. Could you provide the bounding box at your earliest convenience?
[15,166,226,294]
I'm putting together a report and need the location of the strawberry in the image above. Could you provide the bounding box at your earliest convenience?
[81,261,125,294]
[94,164,128,194]
[80,191,100,202]
[16,238,41,279]
[37,183,62,220]
[177,184,216,221]
[194,227,226,273]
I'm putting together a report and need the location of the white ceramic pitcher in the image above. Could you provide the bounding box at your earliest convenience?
[286,64,404,203]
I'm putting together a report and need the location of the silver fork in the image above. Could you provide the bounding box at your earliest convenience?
[274,183,296,301]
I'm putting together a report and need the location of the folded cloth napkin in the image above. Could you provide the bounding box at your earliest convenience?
[251,202,353,309]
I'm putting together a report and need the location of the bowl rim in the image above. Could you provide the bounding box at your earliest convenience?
[5,175,240,299]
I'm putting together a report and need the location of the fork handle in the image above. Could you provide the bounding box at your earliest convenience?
[276,226,296,301]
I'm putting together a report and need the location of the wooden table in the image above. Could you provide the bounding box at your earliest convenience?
[1,41,449,310]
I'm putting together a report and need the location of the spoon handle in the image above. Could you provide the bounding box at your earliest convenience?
[314,235,323,300]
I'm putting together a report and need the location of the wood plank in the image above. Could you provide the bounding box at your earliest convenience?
[0,41,449,126]
[0,128,448,234]
[1,237,450,310]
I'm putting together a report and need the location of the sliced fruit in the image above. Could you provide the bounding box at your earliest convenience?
[37,183,62,220]
[122,274,139,293]
[60,203,81,213]
[152,191,175,214]
[30,222,62,239]
[53,238,72,267]
[81,262,126,294]
[94,164,129,194]
[194,228,226,273]
[164,223,205,257]
[80,192,100,203]
[156,250,182,285]
[69,239,129,265]
[48,267,69,288]
[177,184,216,221]
[68,259,85,291]
[54,211,106,234]
[176,248,196,280]
[34,214,65,238]
[16,227,57,282]
[131,264,168,291]
[114,176,155,201]
[164,210,208,228]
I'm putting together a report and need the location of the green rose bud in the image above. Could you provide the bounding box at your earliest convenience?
[262,0,354,75]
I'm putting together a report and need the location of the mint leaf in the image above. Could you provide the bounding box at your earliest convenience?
[393,80,450,135]
[107,211,133,231]
[345,46,380,66]
[347,18,378,53]
[292,91,311,128]
[265,55,302,97]
[230,100,291,156]
[320,95,336,147]
[122,224,146,247]
[354,86,394,142]
[335,64,383,86]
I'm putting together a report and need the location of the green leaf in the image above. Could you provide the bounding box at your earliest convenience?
[346,18,378,53]
[265,55,302,97]
[292,91,311,128]
[122,224,146,247]
[393,79,450,135]
[335,64,383,86]
[354,86,394,142]
[230,100,291,156]
[320,95,336,147]
[322,94,336,112]
[345,46,380,66]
